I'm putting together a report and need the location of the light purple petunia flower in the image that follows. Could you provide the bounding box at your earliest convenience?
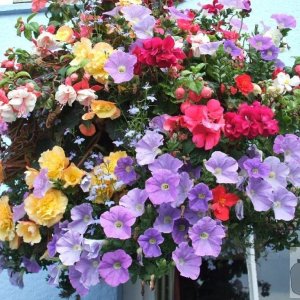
[148,153,183,173]
[235,199,244,220]
[121,4,152,23]
[275,59,285,69]
[230,18,248,31]
[80,174,92,192]
[133,16,156,39]
[246,179,273,211]
[218,0,250,10]
[119,188,148,217]
[153,203,180,233]
[271,13,297,29]
[13,203,26,222]
[47,234,59,257]
[33,168,51,198]
[68,203,94,234]
[167,6,192,20]
[172,218,190,244]
[263,156,289,188]
[115,157,138,185]
[138,228,164,258]
[99,206,136,240]
[188,183,212,212]
[184,207,205,225]
[272,188,297,221]
[48,264,62,286]
[248,35,274,51]
[243,157,270,179]
[8,269,24,288]
[172,171,194,208]
[188,216,226,257]
[103,6,121,17]
[273,134,300,164]
[149,114,170,132]
[288,164,300,188]
[145,169,180,205]
[180,163,201,179]
[172,242,201,280]
[56,231,83,266]
[69,266,89,296]
[260,45,279,61]
[224,40,242,58]
[82,239,104,259]
[104,51,137,84]
[75,256,100,287]
[135,130,163,165]
[198,41,223,56]
[204,151,239,184]
[22,257,41,273]
[99,249,132,287]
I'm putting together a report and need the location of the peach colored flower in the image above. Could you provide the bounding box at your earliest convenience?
[0,196,15,242]
[55,25,74,43]
[16,221,41,245]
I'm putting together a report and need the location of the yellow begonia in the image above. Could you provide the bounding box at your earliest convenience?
[16,221,41,245]
[117,0,142,5]
[55,25,74,43]
[24,167,39,189]
[102,151,127,174]
[38,146,69,180]
[0,196,15,241]
[24,189,68,227]
[9,234,20,250]
[70,37,92,66]
[62,163,85,188]
[91,100,120,119]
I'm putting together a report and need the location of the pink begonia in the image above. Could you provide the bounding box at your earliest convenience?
[55,84,77,106]
[35,32,59,57]
[32,0,47,12]
[76,89,97,106]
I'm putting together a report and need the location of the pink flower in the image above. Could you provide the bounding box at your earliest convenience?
[32,0,47,12]
[0,103,16,123]
[35,32,59,57]
[55,84,77,106]
[76,89,97,106]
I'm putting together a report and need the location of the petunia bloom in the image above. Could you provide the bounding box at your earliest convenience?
[68,203,94,234]
[32,168,51,198]
[138,228,164,258]
[243,158,270,179]
[271,13,297,29]
[148,153,183,173]
[272,188,297,221]
[188,183,212,212]
[248,35,274,51]
[115,157,138,185]
[153,203,180,233]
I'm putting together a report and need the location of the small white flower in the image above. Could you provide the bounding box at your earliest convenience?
[0,103,16,123]
[143,82,151,90]
[125,130,136,137]
[273,72,300,93]
[147,95,157,102]
[74,136,85,145]
[128,106,140,115]
[113,140,124,147]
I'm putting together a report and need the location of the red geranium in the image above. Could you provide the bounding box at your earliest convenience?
[202,0,224,14]
[211,185,239,221]
[234,74,254,95]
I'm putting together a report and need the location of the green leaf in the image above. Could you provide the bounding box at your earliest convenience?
[66,59,89,75]
[0,78,10,88]
[15,71,31,79]
[27,13,38,23]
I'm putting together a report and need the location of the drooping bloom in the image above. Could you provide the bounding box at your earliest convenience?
[153,203,180,233]
[204,151,239,184]
[16,221,41,245]
[271,14,297,29]
[99,206,136,240]
[288,164,300,188]
[172,218,190,244]
[243,158,270,179]
[119,188,148,217]
[148,153,183,173]
[104,51,137,84]
[55,84,77,107]
[0,196,15,241]
[145,169,180,205]
[172,242,201,280]
[248,35,274,51]
[69,266,89,296]
[272,188,297,221]
[188,216,226,257]
[68,203,94,234]
[99,249,132,287]
[114,157,138,185]
[197,41,223,56]
[75,256,100,288]
[135,131,163,165]
[56,231,83,266]
[32,168,51,198]
[188,183,212,212]
[24,189,68,227]
[138,228,164,257]
[211,185,239,221]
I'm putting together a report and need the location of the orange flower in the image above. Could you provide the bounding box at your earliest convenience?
[56,25,74,43]
[82,100,120,120]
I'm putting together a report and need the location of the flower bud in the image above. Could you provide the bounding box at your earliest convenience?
[175,87,185,99]
[200,86,213,98]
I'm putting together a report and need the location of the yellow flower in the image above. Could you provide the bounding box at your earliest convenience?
[56,25,74,43]
[117,0,142,5]
[16,221,41,245]
[24,167,39,189]
[0,196,15,241]
[9,234,20,250]
[102,151,127,174]
[90,100,120,119]
[38,146,69,180]
[24,189,68,227]
[70,37,92,66]
[62,163,85,187]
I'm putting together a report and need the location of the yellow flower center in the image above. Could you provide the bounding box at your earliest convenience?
[149,238,156,245]
[161,183,169,191]
[200,232,209,239]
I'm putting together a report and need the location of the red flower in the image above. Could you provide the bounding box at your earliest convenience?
[235,74,254,95]
[202,0,224,14]
[211,185,239,221]
[177,19,199,34]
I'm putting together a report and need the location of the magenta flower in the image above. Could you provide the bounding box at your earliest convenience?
[115,157,138,185]
[172,218,190,244]
[188,216,225,257]
[99,249,132,287]
[188,183,212,212]
[172,242,201,280]
[138,228,164,258]
[153,203,180,233]
[135,130,163,165]
[248,35,274,51]
[145,169,180,205]
[148,153,183,173]
[272,188,297,221]
[56,231,83,266]
[68,203,94,234]
[99,206,136,240]
[119,188,148,217]
[204,151,239,184]
[33,168,51,198]
[271,14,297,29]
[104,51,137,84]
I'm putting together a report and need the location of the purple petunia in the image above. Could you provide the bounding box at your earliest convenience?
[272,188,297,221]
[273,134,300,164]
[13,203,26,222]
[172,218,190,244]
[22,257,41,273]
[260,45,279,61]
[204,151,239,184]
[184,207,205,225]
[153,203,180,233]
[82,239,104,259]
[104,51,137,84]
[75,256,100,288]
[167,6,192,20]
[69,266,89,296]
[224,40,242,58]
[48,264,62,286]
[33,168,51,198]
[218,0,250,10]
[188,216,226,257]
[99,249,132,287]
[188,183,212,212]
[145,169,180,205]
[288,164,300,188]
[121,4,152,23]
[172,242,201,280]
[99,206,136,240]
[138,228,164,258]
[243,158,270,179]
[198,41,223,56]
[148,153,183,173]
[248,35,274,51]
[135,130,163,165]
[173,171,194,208]
[271,13,297,29]
[68,203,94,234]
[119,188,148,217]
[133,16,156,39]
[115,157,138,185]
